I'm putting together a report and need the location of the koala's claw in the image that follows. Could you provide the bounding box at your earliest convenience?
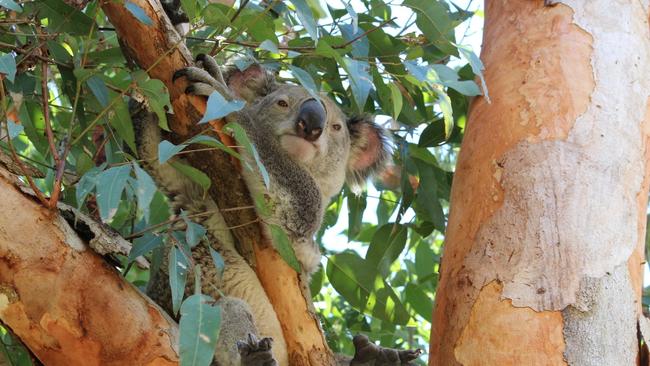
[172,61,233,99]
[351,334,422,365]
[237,333,277,366]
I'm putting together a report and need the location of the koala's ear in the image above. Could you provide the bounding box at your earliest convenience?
[224,63,277,103]
[346,115,392,191]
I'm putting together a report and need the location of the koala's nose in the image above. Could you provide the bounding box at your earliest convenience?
[296,99,326,142]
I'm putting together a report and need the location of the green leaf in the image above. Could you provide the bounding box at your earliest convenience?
[170,246,190,315]
[224,122,270,189]
[35,0,94,35]
[341,57,372,110]
[134,71,171,130]
[288,65,320,100]
[134,163,156,223]
[180,0,197,20]
[170,161,212,192]
[388,83,402,120]
[457,45,490,102]
[0,53,16,83]
[179,294,221,366]
[6,119,23,139]
[405,284,433,320]
[111,97,137,153]
[292,0,318,41]
[259,40,279,54]
[347,191,366,240]
[181,211,207,248]
[125,1,153,26]
[327,251,409,324]
[415,240,438,280]
[366,224,408,276]
[76,165,104,208]
[418,119,445,147]
[129,233,163,261]
[0,0,21,11]
[269,225,301,272]
[432,64,480,96]
[403,0,456,55]
[209,247,225,279]
[86,76,109,107]
[158,140,186,164]
[199,92,245,124]
[414,160,445,232]
[202,4,230,29]
[96,165,131,222]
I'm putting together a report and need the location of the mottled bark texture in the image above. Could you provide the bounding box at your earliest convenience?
[99,1,336,364]
[0,169,180,365]
[429,1,650,365]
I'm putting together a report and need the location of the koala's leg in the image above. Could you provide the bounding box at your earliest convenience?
[237,334,278,366]
[337,334,422,366]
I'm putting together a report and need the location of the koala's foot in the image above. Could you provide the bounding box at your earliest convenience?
[350,334,422,366]
[237,333,278,366]
[173,54,232,98]
[544,0,559,6]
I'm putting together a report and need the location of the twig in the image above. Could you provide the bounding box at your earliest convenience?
[230,0,250,22]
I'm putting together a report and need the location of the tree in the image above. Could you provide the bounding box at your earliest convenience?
[430,1,650,365]
[0,0,482,365]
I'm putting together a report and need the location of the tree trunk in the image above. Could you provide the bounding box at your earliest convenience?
[99,1,335,364]
[0,169,180,366]
[429,1,650,365]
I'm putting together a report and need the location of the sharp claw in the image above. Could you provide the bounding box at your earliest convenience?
[195,53,207,63]
[172,69,188,82]
[185,85,195,94]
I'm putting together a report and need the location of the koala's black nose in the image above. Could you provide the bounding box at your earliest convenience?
[296,99,326,142]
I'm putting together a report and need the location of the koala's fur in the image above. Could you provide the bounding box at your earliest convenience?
[133,54,393,364]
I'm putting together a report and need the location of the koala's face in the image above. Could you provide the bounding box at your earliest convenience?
[251,86,360,199]
[230,65,391,200]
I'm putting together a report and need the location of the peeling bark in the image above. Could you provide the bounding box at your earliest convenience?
[429,1,650,365]
[99,1,335,364]
[0,170,179,366]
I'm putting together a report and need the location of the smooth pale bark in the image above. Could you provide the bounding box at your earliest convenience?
[0,170,179,366]
[429,1,650,365]
[99,1,336,364]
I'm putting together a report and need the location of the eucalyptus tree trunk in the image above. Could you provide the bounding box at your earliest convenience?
[429,1,650,365]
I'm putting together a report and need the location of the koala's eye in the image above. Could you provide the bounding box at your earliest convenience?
[332,124,342,131]
[277,99,289,107]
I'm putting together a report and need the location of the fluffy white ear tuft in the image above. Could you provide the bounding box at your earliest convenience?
[346,115,392,192]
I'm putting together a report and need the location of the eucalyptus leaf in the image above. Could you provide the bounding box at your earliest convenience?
[96,165,131,222]
[170,246,190,315]
[0,53,16,83]
[198,92,245,124]
[179,295,221,366]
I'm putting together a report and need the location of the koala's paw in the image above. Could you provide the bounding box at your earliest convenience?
[350,334,423,366]
[544,0,559,6]
[172,54,232,99]
[237,333,278,366]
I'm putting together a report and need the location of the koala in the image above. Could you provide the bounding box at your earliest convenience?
[173,55,391,274]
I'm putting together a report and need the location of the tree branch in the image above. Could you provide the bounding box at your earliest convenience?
[0,168,179,365]
[99,0,336,364]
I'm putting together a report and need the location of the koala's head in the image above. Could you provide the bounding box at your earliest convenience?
[226,64,391,200]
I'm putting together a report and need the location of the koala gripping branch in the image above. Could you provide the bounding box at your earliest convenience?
[100,1,336,364]
[0,169,180,366]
